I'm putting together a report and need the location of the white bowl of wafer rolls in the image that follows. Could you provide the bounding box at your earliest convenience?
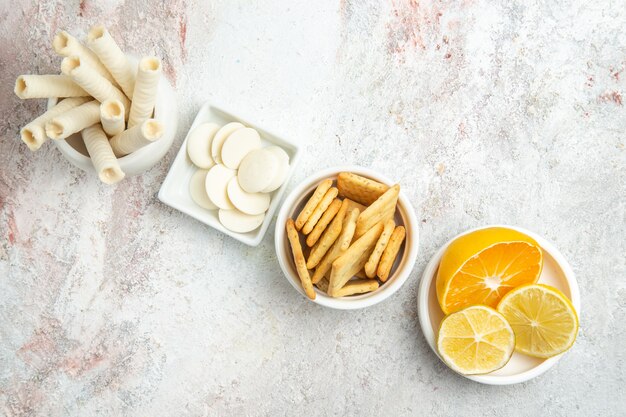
[14,26,177,183]
[275,166,419,309]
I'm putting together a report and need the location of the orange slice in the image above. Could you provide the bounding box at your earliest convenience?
[436,227,543,314]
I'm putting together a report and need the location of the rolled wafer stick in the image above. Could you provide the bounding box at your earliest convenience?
[53,30,118,86]
[82,124,125,184]
[87,25,136,98]
[100,99,125,136]
[14,75,89,99]
[109,119,163,157]
[63,56,130,117]
[60,58,71,76]
[20,97,90,150]
[128,56,162,127]
[286,218,316,300]
[45,100,100,140]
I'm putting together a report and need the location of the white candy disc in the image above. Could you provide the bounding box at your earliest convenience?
[237,148,278,193]
[221,128,262,169]
[187,122,220,169]
[227,177,270,215]
[189,169,217,210]
[219,209,265,233]
[211,122,244,164]
[205,164,236,210]
[261,146,290,193]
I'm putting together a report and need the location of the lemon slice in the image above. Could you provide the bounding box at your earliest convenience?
[497,284,578,358]
[437,305,515,375]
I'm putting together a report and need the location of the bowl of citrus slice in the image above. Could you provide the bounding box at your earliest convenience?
[417,225,580,385]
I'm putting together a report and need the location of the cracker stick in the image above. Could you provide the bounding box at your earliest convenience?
[354,184,400,239]
[377,225,406,282]
[334,279,379,297]
[344,198,367,214]
[338,209,358,251]
[354,269,368,279]
[311,208,360,283]
[295,179,333,230]
[302,187,339,235]
[329,221,384,296]
[306,198,341,247]
[364,218,396,278]
[306,199,349,269]
[315,276,330,294]
[337,172,389,206]
[286,219,316,300]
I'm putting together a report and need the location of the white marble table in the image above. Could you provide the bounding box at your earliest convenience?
[1,1,624,416]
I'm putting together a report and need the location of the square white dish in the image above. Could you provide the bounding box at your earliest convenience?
[158,102,302,246]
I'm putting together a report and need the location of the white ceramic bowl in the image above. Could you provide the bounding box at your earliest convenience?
[417,225,581,385]
[158,102,302,247]
[48,57,177,176]
[275,166,419,309]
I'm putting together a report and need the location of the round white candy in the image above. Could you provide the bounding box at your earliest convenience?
[219,209,265,233]
[189,169,217,210]
[237,148,278,193]
[211,122,244,164]
[221,127,262,169]
[205,164,236,210]
[261,146,290,193]
[187,122,220,169]
[227,177,270,215]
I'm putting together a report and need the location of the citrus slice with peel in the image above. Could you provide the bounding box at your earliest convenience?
[437,305,515,375]
[497,284,578,358]
[436,227,543,314]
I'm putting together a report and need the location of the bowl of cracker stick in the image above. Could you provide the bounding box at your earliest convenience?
[14,26,177,183]
[275,166,419,309]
